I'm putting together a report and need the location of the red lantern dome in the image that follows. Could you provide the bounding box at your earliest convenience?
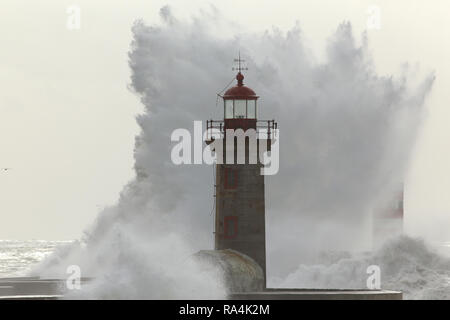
[223,72,258,100]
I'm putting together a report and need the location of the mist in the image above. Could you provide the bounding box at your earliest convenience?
[32,6,436,298]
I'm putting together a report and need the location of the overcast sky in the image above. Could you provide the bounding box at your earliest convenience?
[0,0,449,240]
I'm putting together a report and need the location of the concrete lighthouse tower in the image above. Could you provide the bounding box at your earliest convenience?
[206,56,276,286]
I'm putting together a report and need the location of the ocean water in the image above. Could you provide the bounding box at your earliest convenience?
[0,240,72,278]
[1,238,449,299]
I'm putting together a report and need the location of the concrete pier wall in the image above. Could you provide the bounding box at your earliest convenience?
[0,277,402,300]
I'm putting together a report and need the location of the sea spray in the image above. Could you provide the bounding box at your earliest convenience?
[272,235,450,299]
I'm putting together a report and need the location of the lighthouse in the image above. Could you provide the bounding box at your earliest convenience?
[206,56,277,287]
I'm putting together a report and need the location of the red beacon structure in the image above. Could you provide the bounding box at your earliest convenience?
[372,187,404,247]
[206,56,277,287]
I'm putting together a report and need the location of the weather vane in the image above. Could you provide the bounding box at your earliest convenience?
[232,51,248,73]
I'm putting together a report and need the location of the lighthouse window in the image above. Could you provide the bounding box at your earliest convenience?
[247,100,256,118]
[234,100,246,118]
[225,100,233,119]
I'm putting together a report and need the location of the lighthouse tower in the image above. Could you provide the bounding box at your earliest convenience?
[206,56,276,286]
